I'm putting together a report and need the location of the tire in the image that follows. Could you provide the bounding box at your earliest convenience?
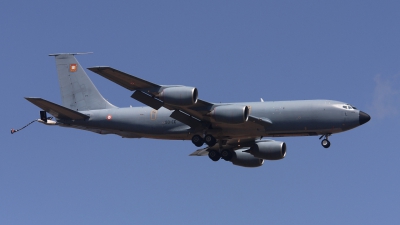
[221,149,233,161]
[321,139,331,148]
[191,135,204,147]
[208,150,221,161]
[204,134,217,147]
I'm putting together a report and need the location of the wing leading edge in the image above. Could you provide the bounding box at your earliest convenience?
[87,67,161,91]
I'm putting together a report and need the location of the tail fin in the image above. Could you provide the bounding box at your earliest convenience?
[50,53,116,111]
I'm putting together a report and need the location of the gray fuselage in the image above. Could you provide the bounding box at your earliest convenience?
[60,99,361,140]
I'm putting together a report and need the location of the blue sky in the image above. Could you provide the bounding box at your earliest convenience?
[1,1,399,224]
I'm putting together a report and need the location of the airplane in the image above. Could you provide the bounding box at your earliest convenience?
[21,53,371,167]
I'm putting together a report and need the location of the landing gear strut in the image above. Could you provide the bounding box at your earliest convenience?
[319,134,331,148]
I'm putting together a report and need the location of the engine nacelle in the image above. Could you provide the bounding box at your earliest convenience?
[248,141,286,160]
[230,150,264,168]
[159,86,198,106]
[211,105,249,124]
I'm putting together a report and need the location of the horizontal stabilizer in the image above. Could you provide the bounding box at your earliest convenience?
[87,67,160,91]
[25,97,89,120]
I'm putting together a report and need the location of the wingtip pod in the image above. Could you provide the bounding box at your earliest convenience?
[48,52,93,56]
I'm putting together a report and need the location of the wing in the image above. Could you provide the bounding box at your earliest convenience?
[88,66,271,130]
[87,67,160,91]
[88,66,214,127]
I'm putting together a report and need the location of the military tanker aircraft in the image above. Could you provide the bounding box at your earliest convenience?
[22,53,370,167]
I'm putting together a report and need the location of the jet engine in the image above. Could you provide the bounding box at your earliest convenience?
[230,150,264,167]
[211,105,249,124]
[247,141,286,160]
[159,86,198,106]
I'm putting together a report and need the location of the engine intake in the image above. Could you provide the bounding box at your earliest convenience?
[211,105,249,124]
[159,86,198,106]
[248,141,286,160]
[231,150,264,167]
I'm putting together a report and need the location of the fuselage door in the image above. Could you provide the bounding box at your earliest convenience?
[151,110,157,120]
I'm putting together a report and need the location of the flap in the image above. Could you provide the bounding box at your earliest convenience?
[248,115,273,127]
[189,148,209,156]
[131,91,164,110]
[170,110,204,128]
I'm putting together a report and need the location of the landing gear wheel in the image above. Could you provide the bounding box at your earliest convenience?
[208,150,221,161]
[321,139,331,148]
[220,149,233,161]
[204,134,217,147]
[191,135,204,147]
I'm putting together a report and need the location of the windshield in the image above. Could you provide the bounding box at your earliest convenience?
[344,104,357,110]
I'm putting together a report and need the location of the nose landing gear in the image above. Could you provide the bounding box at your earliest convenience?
[319,134,331,148]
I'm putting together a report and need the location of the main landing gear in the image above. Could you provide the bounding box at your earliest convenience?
[191,134,217,147]
[319,134,331,148]
[208,149,233,162]
[191,134,232,162]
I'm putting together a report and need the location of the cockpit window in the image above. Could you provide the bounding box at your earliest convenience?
[344,104,357,110]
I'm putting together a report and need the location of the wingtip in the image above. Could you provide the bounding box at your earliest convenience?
[24,97,41,100]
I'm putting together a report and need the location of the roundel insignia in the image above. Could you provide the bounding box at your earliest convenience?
[69,64,77,72]
[107,115,112,120]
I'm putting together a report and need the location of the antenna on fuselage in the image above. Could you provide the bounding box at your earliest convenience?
[260,98,264,102]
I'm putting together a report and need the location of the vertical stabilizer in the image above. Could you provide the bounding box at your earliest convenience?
[50,53,116,111]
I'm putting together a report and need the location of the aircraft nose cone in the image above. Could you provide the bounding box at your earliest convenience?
[359,111,371,125]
